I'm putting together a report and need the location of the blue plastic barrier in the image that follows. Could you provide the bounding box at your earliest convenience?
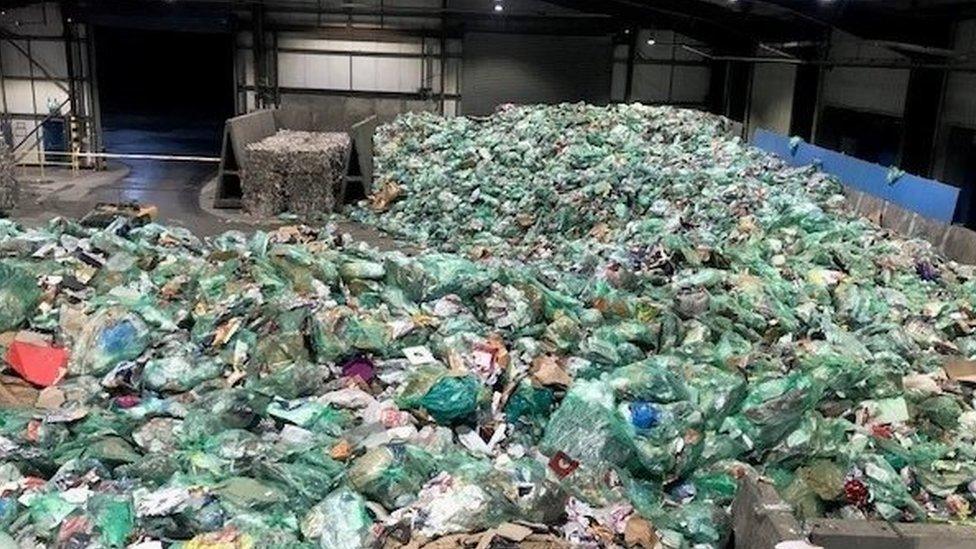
[752,129,960,224]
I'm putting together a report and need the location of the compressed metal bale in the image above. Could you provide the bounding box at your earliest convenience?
[242,130,351,216]
[0,142,18,211]
[241,149,287,216]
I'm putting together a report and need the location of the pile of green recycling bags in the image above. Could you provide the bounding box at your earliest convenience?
[356,105,976,530]
[0,217,727,547]
[2,103,976,548]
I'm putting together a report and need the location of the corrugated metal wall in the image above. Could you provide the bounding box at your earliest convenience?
[611,30,711,106]
[461,32,612,115]
[942,19,976,127]
[0,2,94,165]
[821,30,910,116]
[749,64,797,136]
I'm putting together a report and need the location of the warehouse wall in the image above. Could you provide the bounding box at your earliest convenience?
[940,20,976,130]
[0,2,93,164]
[234,0,462,121]
[236,27,460,123]
[462,32,611,115]
[610,30,711,107]
[931,18,976,214]
[820,31,910,117]
[230,1,715,120]
[748,64,797,136]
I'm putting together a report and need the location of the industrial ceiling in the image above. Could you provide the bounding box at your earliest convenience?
[38,0,976,53]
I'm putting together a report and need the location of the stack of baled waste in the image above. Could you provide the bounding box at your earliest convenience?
[0,142,18,212]
[243,130,351,217]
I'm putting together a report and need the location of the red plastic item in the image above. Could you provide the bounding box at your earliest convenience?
[548,451,580,478]
[4,340,68,387]
[844,478,870,507]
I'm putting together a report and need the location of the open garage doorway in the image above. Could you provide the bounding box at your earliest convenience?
[94,27,234,156]
[85,25,235,232]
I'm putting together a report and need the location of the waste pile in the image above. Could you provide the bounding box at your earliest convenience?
[4,103,976,549]
[243,130,351,217]
[0,142,18,212]
[1,217,677,548]
[351,105,976,532]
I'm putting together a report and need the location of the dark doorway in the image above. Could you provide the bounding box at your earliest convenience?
[942,126,976,228]
[94,27,234,156]
[816,106,904,168]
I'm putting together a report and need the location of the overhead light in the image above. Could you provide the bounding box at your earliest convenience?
[493,1,503,12]
[646,38,656,46]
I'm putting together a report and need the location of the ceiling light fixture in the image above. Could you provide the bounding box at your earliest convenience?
[493,1,503,12]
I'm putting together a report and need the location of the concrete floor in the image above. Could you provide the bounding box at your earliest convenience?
[7,125,401,249]
[12,160,253,235]
[9,170,399,256]
[9,160,400,249]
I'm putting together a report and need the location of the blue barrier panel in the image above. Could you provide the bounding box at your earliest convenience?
[752,129,961,223]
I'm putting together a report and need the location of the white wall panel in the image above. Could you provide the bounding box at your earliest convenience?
[444,58,461,94]
[629,64,709,105]
[822,66,909,116]
[749,63,797,136]
[943,72,976,127]
[271,31,460,121]
[242,50,255,86]
[279,36,426,54]
[29,41,69,77]
[4,81,38,113]
[631,65,670,103]
[444,99,458,117]
[276,51,305,87]
[33,80,69,110]
[352,57,422,92]
[821,30,909,116]
[670,66,710,103]
[943,20,976,127]
[0,3,95,162]
[278,52,352,89]
[3,80,69,116]
[612,29,710,106]
[611,62,627,102]
[306,55,352,89]
[1,41,33,78]
[461,32,612,115]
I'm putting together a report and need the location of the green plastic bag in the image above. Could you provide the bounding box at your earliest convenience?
[419,375,481,424]
[539,379,635,469]
[0,262,40,332]
[90,494,135,547]
[70,307,150,375]
[314,487,372,549]
[347,445,438,508]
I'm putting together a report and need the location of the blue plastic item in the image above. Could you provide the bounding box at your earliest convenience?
[630,401,660,430]
[752,129,961,223]
[99,320,139,354]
